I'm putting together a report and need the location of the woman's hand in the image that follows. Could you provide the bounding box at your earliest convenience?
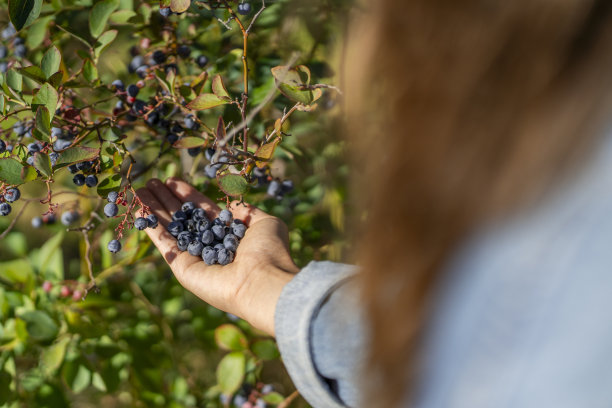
[136,177,298,336]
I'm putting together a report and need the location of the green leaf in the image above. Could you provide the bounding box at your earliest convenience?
[82,59,98,82]
[263,392,285,404]
[217,174,248,197]
[216,352,245,395]
[214,324,248,351]
[37,231,64,280]
[94,30,117,60]
[6,70,23,93]
[26,16,52,48]
[18,65,46,83]
[32,83,59,118]
[97,173,122,197]
[89,0,120,38]
[170,0,190,13]
[109,10,137,24]
[173,137,207,149]
[41,337,70,377]
[186,93,229,111]
[41,46,61,79]
[18,311,58,342]
[57,146,98,166]
[8,0,42,31]
[32,152,52,178]
[0,157,28,184]
[251,339,280,360]
[212,74,231,101]
[47,71,63,88]
[270,65,321,105]
[64,363,90,393]
[35,106,51,136]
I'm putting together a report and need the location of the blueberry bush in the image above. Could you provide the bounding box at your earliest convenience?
[0,0,350,406]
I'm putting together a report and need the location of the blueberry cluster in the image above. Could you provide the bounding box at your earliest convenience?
[203,148,230,179]
[167,204,247,265]
[221,382,273,408]
[104,191,158,253]
[0,187,20,216]
[31,213,56,228]
[0,24,26,73]
[68,160,99,187]
[250,166,294,201]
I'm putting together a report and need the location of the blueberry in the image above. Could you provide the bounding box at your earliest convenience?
[212,224,226,240]
[261,384,273,394]
[76,161,92,171]
[131,99,148,116]
[0,45,7,58]
[104,202,119,217]
[172,210,187,222]
[192,208,207,221]
[68,164,79,174]
[0,139,5,153]
[44,213,56,224]
[202,246,217,265]
[49,152,59,166]
[27,142,41,154]
[159,7,172,17]
[223,234,239,251]
[184,115,197,129]
[73,173,85,186]
[0,202,11,216]
[167,221,184,236]
[107,191,118,203]
[267,180,281,196]
[61,211,79,225]
[205,148,215,161]
[219,209,233,224]
[232,223,247,239]
[51,127,63,138]
[187,147,201,157]
[188,240,204,257]
[129,56,144,73]
[127,84,139,97]
[146,112,160,126]
[217,248,234,265]
[281,179,294,193]
[111,79,125,91]
[0,62,7,73]
[84,175,98,188]
[204,164,219,178]
[196,219,210,232]
[196,55,208,68]
[4,187,20,202]
[181,201,195,214]
[255,398,266,408]
[177,235,190,251]
[166,133,179,144]
[26,156,34,166]
[237,2,251,15]
[147,214,158,228]
[135,65,148,78]
[31,216,43,228]
[108,239,121,253]
[14,44,26,58]
[201,229,214,245]
[13,123,25,137]
[152,50,167,64]
[132,217,147,230]
[1,25,15,40]
[164,63,178,74]
[171,123,184,134]
[177,45,191,58]
[53,139,71,151]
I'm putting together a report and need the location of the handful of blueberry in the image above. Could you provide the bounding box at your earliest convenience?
[167,204,247,266]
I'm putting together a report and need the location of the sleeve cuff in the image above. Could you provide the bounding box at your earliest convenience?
[274,261,358,408]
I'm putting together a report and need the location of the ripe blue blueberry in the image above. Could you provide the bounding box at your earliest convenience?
[219,209,233,225]
[4,187,20,202]
[31,216,43,228]
[147,214,158,228]
[27,142,41,154]
[166,133,179,144]
[172,210,187,222]
[84,175,98,188]
[61,211,79,225]
[68,164,78,174]
[192,208,207,221]
[108,239,121,253]
[73,174,85,186]
[104,203,119,217]
[196,55,209,68]
[134,217,148,230]
[159,7,172,17]
[205,148,215,161]
[107,191,118,203]
[201,229,214,245]
[177,235,190,251]
[181,201,196,214]
[167,221,184,236]
[14,44,26,58]
[111,79,125,91]
[267,180,281,196]
[223,234,239,251]
[177,45,191,58]
[53,139,71,151]
[217,248,234,265]
[237,2,252,15]
[127,84,139,97]
[202,246,217,265]
[212,225,226,240]
[152,50,167,64]
[232,223,247,239]
[188,147,201,157]
[131,99,148,116]
[0,139,5,153]
[0,46,6,58]
[204,164,219,179]
[281,179,294,193]
[0,202,11,216]
[188,241,204,257]
[76,161,92,171]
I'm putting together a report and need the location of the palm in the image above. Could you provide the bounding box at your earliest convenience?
[136,178,297,334]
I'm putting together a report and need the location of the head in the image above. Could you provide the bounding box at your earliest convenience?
[344,0,612,406]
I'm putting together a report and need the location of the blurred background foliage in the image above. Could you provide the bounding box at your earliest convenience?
[0,0,352,406]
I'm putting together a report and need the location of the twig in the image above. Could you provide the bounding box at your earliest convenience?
[278,390,300,408]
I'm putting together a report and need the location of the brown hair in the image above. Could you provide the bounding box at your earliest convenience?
[344,0,612,406]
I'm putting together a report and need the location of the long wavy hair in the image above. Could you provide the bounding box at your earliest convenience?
[344,0,612,406]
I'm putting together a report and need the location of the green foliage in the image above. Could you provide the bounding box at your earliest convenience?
[0,0,351,406]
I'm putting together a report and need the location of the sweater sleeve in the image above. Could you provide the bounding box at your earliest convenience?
[274,261,365,408]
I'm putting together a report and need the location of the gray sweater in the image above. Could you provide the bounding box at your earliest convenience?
[274,134,612,408]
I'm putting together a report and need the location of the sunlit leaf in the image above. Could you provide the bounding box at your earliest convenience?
[32,83,58,118]
[216,352,245,395]
[57,146,98,166]
[41,45,61,79]
[214,324,248,351]
[173,137,207,149]
[170,0,190,13]
[218,174,248,197]
[89,0,120,38]
[212,74,231,101]
[186,93,228,111]
[97,173,122,197]
[33,152,52,178]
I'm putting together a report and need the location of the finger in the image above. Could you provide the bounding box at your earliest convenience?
[136,187,171,227]
[165,177,221,218]
[136,188,201,273]
[228,200,274,226]
[146,178,182,215]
